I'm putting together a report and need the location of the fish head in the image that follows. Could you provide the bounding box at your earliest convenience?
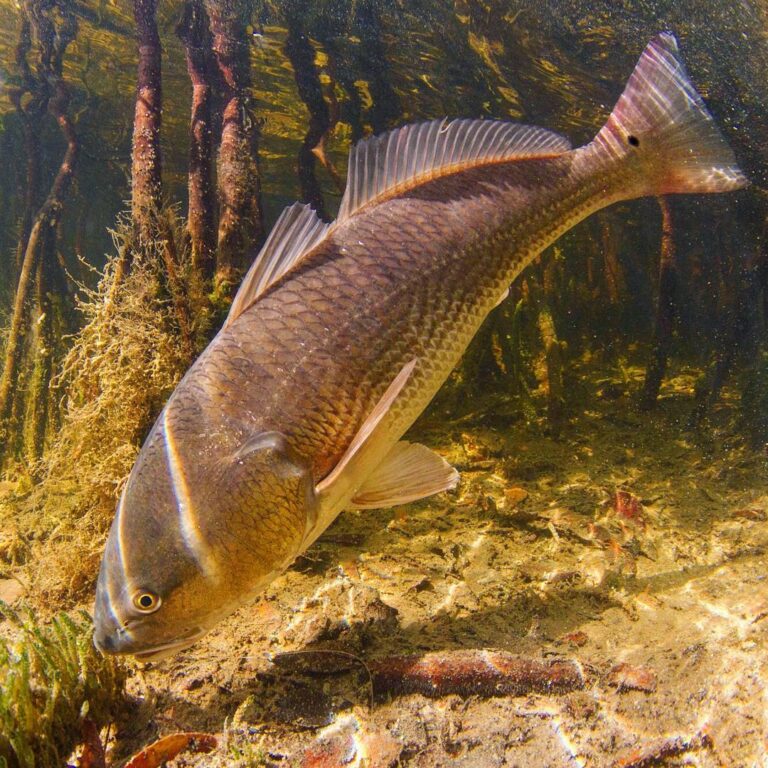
[93,423,316,661]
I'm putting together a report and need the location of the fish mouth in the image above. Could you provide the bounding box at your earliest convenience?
[131,628,208,662]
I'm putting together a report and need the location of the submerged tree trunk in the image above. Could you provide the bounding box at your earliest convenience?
[284,14,331,219]
[641,197,677,409]
[177,0,217,283]
[690,215,768,428]
[354,0,401,132]
[14,111,42,275]
[321,35,364,144]
[205,0,264,293]
[536,303,566,435]
[132,0,163,242]
[0,6,78,459]
[25,240,55,461]
[114,0,196,362]
[10,17,46,280]
[600,214,622,307]
[110,0,165,300]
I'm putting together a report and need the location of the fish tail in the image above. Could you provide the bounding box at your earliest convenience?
[593,32,747,195]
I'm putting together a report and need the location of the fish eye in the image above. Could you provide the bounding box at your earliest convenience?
[133,590,162,613]
[627,134,640,147]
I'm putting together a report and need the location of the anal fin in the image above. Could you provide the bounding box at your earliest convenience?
[351,441,459,509]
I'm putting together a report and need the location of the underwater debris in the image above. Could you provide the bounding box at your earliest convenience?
[369,650,584,699]
[122,732,217,768]
[0,602,125,768]
[504,486,529,507]
[606,662,657,693]
[559,630,589,647]
[77,718,106,768]
[612,729,712,768]
[611,489,645,528]
[298,715,401,768]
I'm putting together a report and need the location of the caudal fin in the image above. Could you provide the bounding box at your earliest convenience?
[594,32,747,195]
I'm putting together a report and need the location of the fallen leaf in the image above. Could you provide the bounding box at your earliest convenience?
[732,507,766,521]
[300,717,358,768]
[504,487,529,507]
[124,733,217,768]
[359,729,403,768]
[612,490,644,526]
[560,630,588,647]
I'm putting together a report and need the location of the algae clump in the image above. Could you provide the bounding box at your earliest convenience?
[0,602,125,768]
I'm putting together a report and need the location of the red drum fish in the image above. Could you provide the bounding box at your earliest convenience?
[94,34,746,659]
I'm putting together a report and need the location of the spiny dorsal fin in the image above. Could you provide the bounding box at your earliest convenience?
[225,203,329,328]
[336,118,572,223]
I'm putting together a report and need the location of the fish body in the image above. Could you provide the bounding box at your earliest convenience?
[94,34,746,658]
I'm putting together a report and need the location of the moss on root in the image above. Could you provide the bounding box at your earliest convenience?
[0,602,125,768]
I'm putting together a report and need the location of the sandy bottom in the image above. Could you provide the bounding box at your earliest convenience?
[11,364,768,767]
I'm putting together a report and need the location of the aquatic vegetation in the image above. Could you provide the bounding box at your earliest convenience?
[0,602,125,768]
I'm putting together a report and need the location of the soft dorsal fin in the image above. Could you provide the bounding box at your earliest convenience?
[225,203,329,328]
[336,118,572,223]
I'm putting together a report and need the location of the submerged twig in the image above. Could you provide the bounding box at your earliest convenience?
[612,729,712,768]
[369,650,584,699]
[77,718,106,768]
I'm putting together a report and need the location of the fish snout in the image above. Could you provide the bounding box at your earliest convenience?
[93,627,118,653]
[93,572,129,655]
[92,604,132,655]
[92,613,132,655]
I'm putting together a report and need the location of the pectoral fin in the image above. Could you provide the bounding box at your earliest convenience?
[307,358,418,546]
[316,358,417,500]
[350,441,459,509]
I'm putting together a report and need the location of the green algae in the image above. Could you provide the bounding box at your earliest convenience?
[0,603,125,768]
